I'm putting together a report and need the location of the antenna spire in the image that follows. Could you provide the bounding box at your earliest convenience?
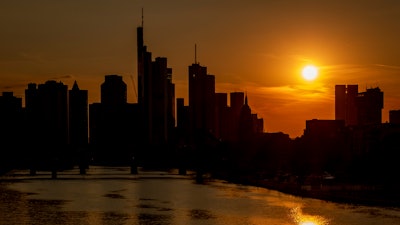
[194,44,197,64]
[141,8,144,27]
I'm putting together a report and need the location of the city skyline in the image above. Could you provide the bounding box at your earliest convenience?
[1,1,400,138]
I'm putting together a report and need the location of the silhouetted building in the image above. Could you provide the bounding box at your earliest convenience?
[0,92,24,168]
[336,85,383,126]
[215,93,229,141]
[25,83,40,155]
[101,75,127,105]
[355,87,383,126]
[136,22,176,151]
[303,119,348,174]
[188,62,216,142]
[26,81,68,149]
[304,119,346,137]
[176,98,190,143]
[228,92,245,142]
[238,95,253,142]
[151,57,175,146]
[89,75,140,164]
[389,109,400,124]
[23,81,70,170]
[69,81,88,148]
[252,114,264,134]
[137,23,151,144]
[335,84,358,126]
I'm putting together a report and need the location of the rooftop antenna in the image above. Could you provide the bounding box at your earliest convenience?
[194,44,197,64]
[141,8,144,27]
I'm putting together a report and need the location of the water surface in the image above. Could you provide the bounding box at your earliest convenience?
[1,166,399,225]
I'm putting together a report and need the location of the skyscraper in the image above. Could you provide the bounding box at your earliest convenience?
[335,84,383,126]
[101,75,127,105]
[335,84,358,126]
[355,87,384,126]
[215,93,229,140]
[238,95,253,142]
[69,81,88,148]
[0,92,24,167]
[228,92,245,142]
[188,62,215,141]
[89,75,139,164]
[25,80,69,166]
[151,57,175,146]
[136,19,175,149]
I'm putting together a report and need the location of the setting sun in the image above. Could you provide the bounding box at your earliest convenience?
[301,65,318,81]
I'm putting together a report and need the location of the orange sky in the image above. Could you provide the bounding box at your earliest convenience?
[1,0,400,138]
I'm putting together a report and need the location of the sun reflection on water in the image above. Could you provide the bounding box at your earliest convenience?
[290,206,330,225]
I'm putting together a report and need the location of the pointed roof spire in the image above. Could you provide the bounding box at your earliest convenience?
[72,80,79,90]
[245,92,248,105]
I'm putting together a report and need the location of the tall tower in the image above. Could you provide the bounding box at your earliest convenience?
[188,62,215,140]
[335,84,358,126]
[89,75,138,164]
[355,87,384,126]
[69,81,88,148]
[0,92,24,165]
[228,92,245,142]
[137,9,145,107]
[215,93,228,140]
[238,94,253,142]
[101,75,127,105]
[136,12,175,150]
[137,11,154,146]
[38,80,69,147]
[25,80,69,161]
[151,57,175,146]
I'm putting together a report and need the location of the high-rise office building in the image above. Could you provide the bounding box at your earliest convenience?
[215,93,229,140]
[89,75,139,164]
[151,57,175,146]
[335,84,383,126]
[228,92,245,142]
[136,21,175,148]
[389,110,400,124]
[252,114,264,134]
[101,75,127,105]
[25,81,69,159]
[355,87,383,126]
[0,92,24,165]
[188,62,215,140]
[69,81,88,148]
[238,95,253,142]
[176,98,190,145]
[335,84,358,126]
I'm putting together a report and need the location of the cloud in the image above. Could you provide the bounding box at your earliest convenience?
[321,63,400,79]
[0,83,27,90]
[0,52,47,64]
[215,81,335,137]
[48,74,75,80]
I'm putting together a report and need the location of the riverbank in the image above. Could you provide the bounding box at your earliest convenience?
[216,175,400,208]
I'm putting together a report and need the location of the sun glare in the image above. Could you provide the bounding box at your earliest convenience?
[301,65,318,81]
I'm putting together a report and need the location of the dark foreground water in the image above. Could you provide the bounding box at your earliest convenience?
[1,166,400,225]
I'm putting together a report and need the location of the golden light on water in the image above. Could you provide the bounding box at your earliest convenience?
[290,207,330,225]
[299,221,317,225]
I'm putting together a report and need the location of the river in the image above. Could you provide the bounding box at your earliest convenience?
[0,166,399,225]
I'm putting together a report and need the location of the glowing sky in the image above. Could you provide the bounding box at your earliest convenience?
[1,0,400,138]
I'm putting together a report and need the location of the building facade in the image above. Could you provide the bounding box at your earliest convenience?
[188,63,216,142]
